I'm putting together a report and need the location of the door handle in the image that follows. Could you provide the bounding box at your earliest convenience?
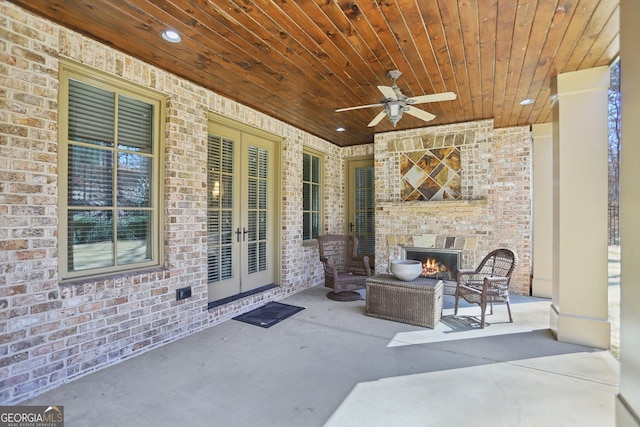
[235,227,242,242]
[349,222,354,232]
[243,227,248,242]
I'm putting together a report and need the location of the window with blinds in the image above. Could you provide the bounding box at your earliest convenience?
[247,145,269,273]
[207,135,234,283]
[59,60,163,280]
[302,149,323,240]
[354,165,375,256]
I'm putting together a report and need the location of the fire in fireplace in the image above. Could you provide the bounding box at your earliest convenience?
[403,248,461,281]
[422,257,451,278]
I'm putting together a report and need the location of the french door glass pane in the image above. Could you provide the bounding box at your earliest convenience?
[248,211,257,241]
[207,174,221,209]
[208,212,220,246]
[208,248,220,282]
[247,145,268,274]
[248,244,257,274]
[259,180,267,209]
[221,174,233,209]
[221,246,232,279]
[221,210,233,245]
[355,165,375,255]
[207,135,234,283]
[258,241,267,271]
[248,179,257,210]
[258,211,267,240]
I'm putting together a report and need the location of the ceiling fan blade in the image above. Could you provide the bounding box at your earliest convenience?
[367,110,387,127]
[377,85,398,101]
[405,106,436,122]
[335,103,382,112]
[408,92,457,104]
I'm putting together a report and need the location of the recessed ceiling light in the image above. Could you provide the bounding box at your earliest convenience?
[161,29,182,43]
[336,126,346,132]
[520,98,534,106]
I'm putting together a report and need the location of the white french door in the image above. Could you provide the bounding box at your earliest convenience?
[207,118,280,303]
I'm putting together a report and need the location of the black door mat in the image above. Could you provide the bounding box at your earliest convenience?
[233,301,305,328]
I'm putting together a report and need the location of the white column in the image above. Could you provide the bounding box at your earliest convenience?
[617,0,640,424]
[532,123,553,298]
[550,66,610,348]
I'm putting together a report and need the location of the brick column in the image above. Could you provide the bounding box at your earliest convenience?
[550,67,611,348]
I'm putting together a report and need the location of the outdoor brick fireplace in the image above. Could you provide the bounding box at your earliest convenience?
[403,248,460,279]
[403,247,461,294]
[373,119,532,295]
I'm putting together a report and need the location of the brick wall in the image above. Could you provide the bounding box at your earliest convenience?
[0,2,366,403]
[374,120,532,295]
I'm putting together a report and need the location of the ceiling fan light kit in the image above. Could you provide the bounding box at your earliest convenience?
[336,70,456,128]
[384,101,404,127]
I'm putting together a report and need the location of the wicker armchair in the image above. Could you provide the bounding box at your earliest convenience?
[317,234,372,301]
[454,248,518,328]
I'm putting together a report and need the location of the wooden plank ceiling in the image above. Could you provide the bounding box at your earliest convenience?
[10,0,619,146]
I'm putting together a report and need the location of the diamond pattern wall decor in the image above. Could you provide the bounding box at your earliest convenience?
[400,147,461,201]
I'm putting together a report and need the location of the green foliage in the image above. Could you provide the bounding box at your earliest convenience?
[71,213,112,244]
[117,214,149,240]
[71,212,148,244]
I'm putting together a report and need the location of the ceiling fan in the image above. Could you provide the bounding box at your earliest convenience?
[336,70,457,127]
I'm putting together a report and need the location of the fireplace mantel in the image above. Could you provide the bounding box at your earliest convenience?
[378,199,487,209]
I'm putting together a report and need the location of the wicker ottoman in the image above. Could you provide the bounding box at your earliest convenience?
[365,275,443,328]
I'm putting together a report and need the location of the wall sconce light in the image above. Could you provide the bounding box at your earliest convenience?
[211,180,220,199]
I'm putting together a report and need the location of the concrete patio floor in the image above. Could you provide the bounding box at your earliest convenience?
[23,284,619,427]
